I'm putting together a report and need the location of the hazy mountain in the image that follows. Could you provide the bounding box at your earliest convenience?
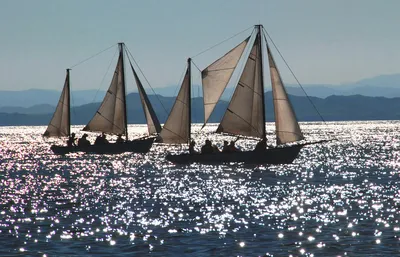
[149,83,400,99]
[355,73,400,87]
[142,73,400,99]
[0,89,105,108]
[1,92,400,126]
[1,73,400,108]
[0,104,55,115]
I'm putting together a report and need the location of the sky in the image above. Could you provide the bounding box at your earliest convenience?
[0,0,400,91]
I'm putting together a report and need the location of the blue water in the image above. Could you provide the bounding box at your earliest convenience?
[0,122,399,256]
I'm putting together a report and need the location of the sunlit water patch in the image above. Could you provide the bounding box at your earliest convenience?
[0,122,399,256]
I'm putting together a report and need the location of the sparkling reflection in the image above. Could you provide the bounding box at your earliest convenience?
[0,122,399,255]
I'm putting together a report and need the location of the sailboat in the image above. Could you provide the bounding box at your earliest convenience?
[161,25,325,164]
[45,43,161,155]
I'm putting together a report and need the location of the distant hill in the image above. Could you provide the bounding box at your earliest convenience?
[1,73,400,108]
[149,83,400,100]
[0,104,54,115]
[0,89,105,108]
[134,73,400,99]
[1,92,400,126]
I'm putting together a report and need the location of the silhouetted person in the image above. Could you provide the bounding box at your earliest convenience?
[95,133,108,145]
[94,134,103,145]
[67,133,76,147]
[102,133,109,144]
[78,134,91,147]
[254,138,267,151]
[189,140,198,154]
[201,139,214,154]
[222,141,230,153]
[229,141,240,152]
[212,143,220,153]
[116,134,124,144]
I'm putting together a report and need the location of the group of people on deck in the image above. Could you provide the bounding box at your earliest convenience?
[189,138,266,154]
[66,133,125,147]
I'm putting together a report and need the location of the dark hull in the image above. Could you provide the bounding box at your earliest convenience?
[166,144,303,165]
[50,137,154,155]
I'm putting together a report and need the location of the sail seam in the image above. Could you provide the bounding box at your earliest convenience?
[237,81,263,98]
[223,108,263,138]
[161,127,188,142]
[207,67,236,72]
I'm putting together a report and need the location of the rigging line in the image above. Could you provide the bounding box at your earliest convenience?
[172,62,189,99]
[191,25,254,59]
[191,60,202,73]
[190,66,204,138]
[190,60,205,135]
[262,27,326,123]
[69,43,117,69]
[124,46,169,115]
[191,60,202,135]
[91,47,119,104]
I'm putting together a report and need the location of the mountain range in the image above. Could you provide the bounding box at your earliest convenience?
[0,73,400,125]
[1,92,400,126]
[1,74,400,109]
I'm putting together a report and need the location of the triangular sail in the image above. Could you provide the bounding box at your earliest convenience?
[83,46,126,136]
[159,68,190,144]
[267,45,304,144]
[216,35,264,138]
[202,37,250,124]
[130,61,161,135]
[43,70,70,137]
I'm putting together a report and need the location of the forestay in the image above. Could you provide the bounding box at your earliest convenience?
[130,62,161,135]
[43,70,70,137]
[267,45,304,144]
[216,35,264,138]
[159,68,190,144]
[202,37,250,124]
[83,48,126,135]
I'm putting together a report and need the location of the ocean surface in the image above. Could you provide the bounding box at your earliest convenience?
[0,121,399,256]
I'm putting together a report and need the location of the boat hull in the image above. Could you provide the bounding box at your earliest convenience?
[166,145,303,165]
[50,137,154,155]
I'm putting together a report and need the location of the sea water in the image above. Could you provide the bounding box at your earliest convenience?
[0,121,399,256]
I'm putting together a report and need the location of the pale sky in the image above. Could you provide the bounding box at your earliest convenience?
[1,0,399,91]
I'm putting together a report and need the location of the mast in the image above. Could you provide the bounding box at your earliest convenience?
[257,24,267,141]
[187,57,192,146]
[66,68,71,137]
[119,42,128,141]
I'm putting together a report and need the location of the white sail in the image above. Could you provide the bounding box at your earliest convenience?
[44,70,70,137]
[216,35,264,138]
[159,68,190,144]
[83,47,126,135]
[267,45,304,144]
[130,62,161,135]
[202,37,250,124]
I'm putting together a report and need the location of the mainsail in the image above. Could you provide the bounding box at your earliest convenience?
[83,44,127,136]
[216,34,264,138]
[267,45,304,144]
[159,65,190,144]
[130,62,161,135]
[202,37,250,124]
[44,69,70,137]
